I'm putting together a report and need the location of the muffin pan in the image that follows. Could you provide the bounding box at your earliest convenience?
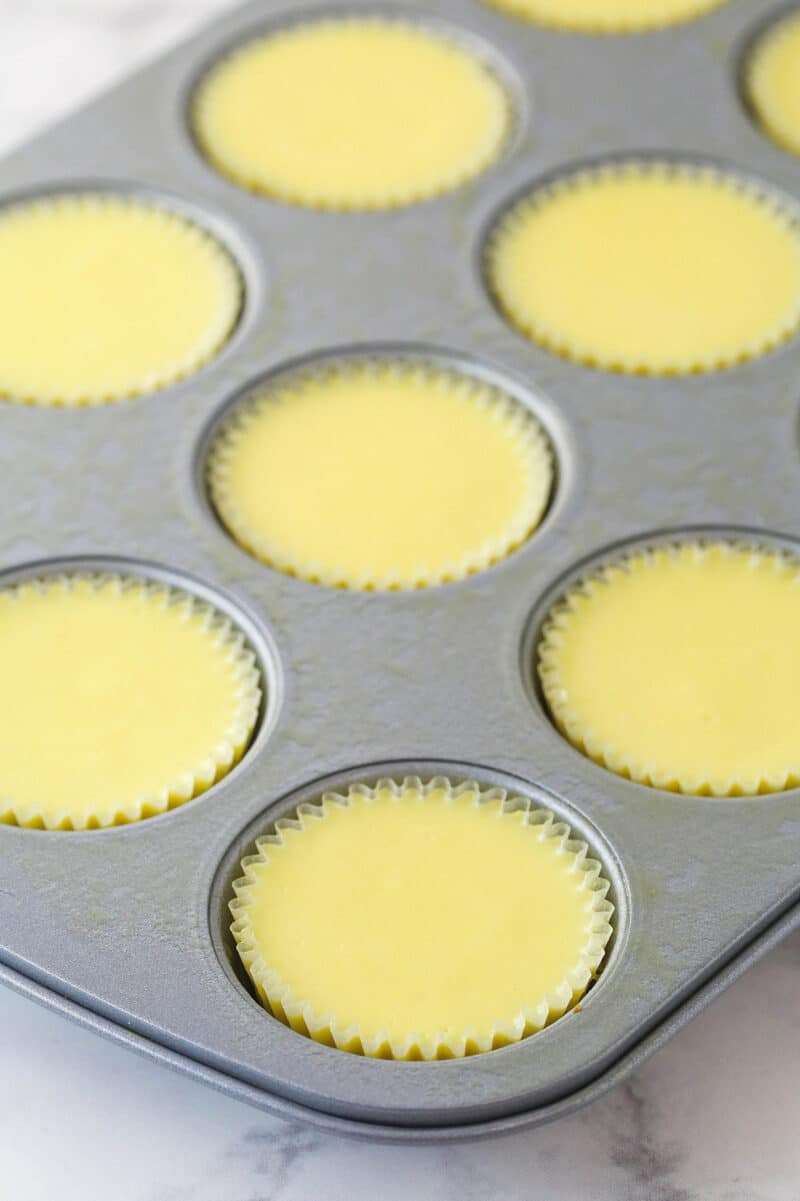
[1,0,800,1142]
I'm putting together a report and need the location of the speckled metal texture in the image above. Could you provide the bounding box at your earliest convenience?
[1,0,799,1142]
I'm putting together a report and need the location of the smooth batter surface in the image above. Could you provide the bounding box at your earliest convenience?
[231,780,613,1058]
[487,165,800,374]
[0,576,261,829]
[0,195,241,405]
[192,19,510,209]
[539,543,800,796]
[208,362,553,590]
[483,0,727,32]
[746,12,800,159]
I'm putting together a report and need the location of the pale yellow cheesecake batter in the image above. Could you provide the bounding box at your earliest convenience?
[207,360,553,590]
[0,195,241,406]
[0,575,261,829]
[483,0,727,33]
[487,164,800,374]
[746,12,800,159]
[538,542,800,796]
[192,19,510,209]
[231,778,614,1058]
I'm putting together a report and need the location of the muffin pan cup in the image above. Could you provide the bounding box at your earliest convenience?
[1,0,800,1141]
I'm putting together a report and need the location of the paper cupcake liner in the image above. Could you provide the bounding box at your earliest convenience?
[745,11,800,159]
[486,160,800,374]
[538,540,800,797]
[482,0,728,34]
[207,358,554,590]
[191,17,512,211]
[0,573,261,830]
[230,775,614,1060]
[0,194,242,406]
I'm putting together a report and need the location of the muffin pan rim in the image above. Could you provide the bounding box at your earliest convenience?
[481,148,800,375]
[0,553,283,835]
[0,178,266,406]
[7,894,800,1143]
[208,759,630,1056]
[522,522,800,802]
[194,339,570,591]
[480,0,732,36]
[182,1,531,209]
[737,1,800,153]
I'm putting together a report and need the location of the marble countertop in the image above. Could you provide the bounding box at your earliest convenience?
[3,936,800,1201]
[1,3,799,1198]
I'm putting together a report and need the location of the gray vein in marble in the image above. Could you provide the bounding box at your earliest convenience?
[606,1080,694,1201]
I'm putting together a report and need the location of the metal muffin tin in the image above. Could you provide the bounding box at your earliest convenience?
[1,0,800,1143]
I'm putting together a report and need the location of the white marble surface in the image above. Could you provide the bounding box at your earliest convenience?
[1,3,800,1198]
[2,936,800,1201]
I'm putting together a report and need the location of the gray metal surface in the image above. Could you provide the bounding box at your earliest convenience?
[0,0,799,1141]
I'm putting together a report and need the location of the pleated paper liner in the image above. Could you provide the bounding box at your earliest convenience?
[0,573,261,829]
[206,357,554,590]
[191,16,512,210]
[486,160,800,374]
[538,540,800,796]
[230,776,614,1060]
[744,9,800,159]
[0,193,242,406]
[482,0,729,34]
